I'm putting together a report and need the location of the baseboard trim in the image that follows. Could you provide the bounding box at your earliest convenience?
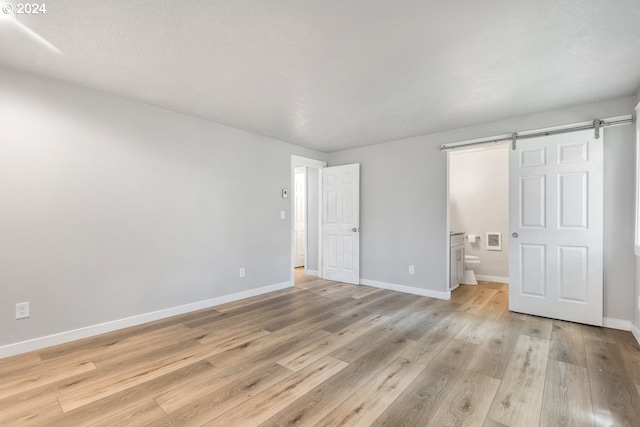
[631,324,640,346]
[305,269,319,277]
[475,275,509,284]
[0,281,292,360]
[360,279,450,300]
[603,317,633,331]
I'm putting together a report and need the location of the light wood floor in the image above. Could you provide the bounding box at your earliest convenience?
[1,269,640,426]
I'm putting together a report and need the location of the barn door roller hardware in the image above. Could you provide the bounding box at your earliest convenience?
[441,116,632,151]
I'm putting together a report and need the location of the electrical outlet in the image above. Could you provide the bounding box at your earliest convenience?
[16,302,30,319]
[239,267,245,278]
[637,295,640,311]
[408,265,415,275]
[280,210,285,220]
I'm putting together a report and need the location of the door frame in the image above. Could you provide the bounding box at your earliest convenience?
[446,152,452,293]
[290,155,327,286]
[293,166,307,268]
[447,144,511,292]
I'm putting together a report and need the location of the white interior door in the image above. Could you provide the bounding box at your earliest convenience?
[322,164,360,284]
[509,129,603,326]
[294,167,306,268]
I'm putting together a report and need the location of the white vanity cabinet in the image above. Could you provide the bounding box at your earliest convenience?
[450,233,465,290]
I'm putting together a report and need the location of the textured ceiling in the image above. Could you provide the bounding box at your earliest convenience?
[1,0,640,152]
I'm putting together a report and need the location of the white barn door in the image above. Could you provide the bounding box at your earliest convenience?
[322,164,360,284]
[509,129,603,326]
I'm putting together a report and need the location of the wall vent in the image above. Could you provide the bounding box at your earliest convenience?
[486,232,502,251]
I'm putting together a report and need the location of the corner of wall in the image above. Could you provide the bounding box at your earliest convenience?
[632,323,640,346]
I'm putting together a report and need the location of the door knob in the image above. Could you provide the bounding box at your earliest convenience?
[512,232,519,238]
[352,227,359,232]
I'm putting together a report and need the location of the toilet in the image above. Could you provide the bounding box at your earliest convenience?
[462,255,480,285]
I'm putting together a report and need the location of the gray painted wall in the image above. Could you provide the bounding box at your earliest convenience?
[329,96,637,321]
[0,67,326,347]
[306,167,320,273]
[450,146,509,279]
[603,125,636,322]
[328,139,449,292]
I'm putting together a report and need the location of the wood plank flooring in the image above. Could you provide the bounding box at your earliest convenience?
[1,269,639,426]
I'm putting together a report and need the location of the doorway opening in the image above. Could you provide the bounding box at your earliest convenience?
[294,166,306,269]
[290,156,326,286]
[447,144,510,292]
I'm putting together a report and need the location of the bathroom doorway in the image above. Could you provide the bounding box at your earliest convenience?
[447,144,510,289]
